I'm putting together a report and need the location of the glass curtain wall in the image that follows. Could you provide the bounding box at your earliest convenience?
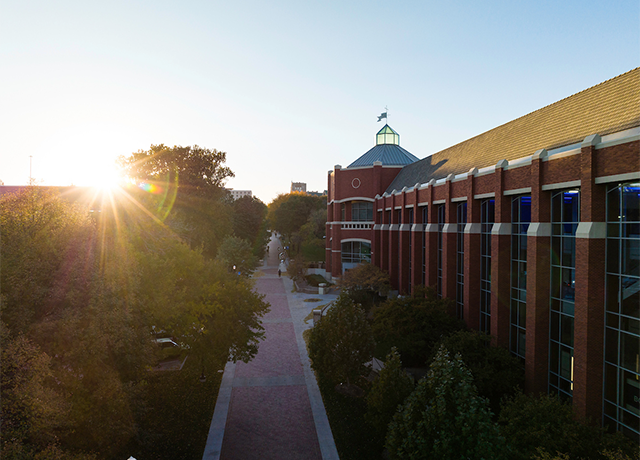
[510,195,531,361]
[437,205,445,298]
[480,199,495,333]
[549,189,580,400]
[456,202,467,319]
[604,182,639,439]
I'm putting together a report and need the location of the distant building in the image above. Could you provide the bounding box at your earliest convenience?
[291,182,307,193]
[227,189,252,200]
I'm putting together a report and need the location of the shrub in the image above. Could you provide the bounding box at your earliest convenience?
[499,392,638,460]
[386,346,508,460]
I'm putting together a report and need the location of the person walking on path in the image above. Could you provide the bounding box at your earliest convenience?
[278,268,281,277]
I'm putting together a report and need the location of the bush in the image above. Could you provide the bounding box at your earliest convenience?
[308,294,375,386]
[386,346,508,460]
[365,347,414,439]
[372,287,465,367]
[499,392,638,460]
[434,330,524,413]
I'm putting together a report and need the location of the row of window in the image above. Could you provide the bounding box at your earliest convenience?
[339,182,639,439]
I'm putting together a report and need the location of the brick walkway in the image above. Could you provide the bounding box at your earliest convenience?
[202,235,339,460]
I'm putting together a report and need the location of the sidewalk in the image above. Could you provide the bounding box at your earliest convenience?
[202,235,339,460]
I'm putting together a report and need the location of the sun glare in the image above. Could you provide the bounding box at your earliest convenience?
[94,167,122,190]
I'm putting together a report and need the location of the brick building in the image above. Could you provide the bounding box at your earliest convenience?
[326,68,639,438]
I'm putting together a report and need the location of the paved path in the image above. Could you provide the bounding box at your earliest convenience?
[202,234,339,460]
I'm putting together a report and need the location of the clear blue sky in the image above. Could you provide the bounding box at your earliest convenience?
[1,0,638,203]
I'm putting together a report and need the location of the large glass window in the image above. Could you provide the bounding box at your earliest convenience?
[341,241,371,264]
[549,189,580,400]
[457,203,467,319]
[604,182,639,439]
[437,205,445,298]
[510,195,531,361]
[480,199,495,333]
[408,208,414,292]
[352,201,373,222]
[422,206,428,286]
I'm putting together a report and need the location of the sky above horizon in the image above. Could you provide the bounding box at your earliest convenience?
[1,1,638,203]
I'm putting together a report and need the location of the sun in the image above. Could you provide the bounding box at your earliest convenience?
[93,164,123,190]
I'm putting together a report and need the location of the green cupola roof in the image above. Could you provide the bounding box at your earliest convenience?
[376,124,399,145]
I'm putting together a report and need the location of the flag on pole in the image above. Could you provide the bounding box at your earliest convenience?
[377,112,387,122]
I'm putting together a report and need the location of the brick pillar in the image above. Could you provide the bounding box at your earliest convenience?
[381,207,390,276]
[411,220,424,295]
[491,160,511,348]
[398,192,410,294]
[442,175,458,306]
[372,201,382,268]
[388,203,400,291]
[464,170,481,330]
[424,181,439,290]
[573,134,606,422]
[526,149,551,395]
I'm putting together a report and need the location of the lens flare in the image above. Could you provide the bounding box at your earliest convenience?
[138,183,163,194]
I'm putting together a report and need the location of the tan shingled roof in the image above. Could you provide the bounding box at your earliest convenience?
[387,68,640,192]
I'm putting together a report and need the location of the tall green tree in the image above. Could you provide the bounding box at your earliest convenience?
[365,347,414,439]
[119,144,235,258]
[386,346,509,460]
[308,294,375,387]
[231,195,270,257]
[267,192,325,242]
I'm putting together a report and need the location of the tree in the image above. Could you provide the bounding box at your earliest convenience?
[215,235,257,277]
[372,286,466,367]
[286,257,308,286]
[267,192,325,242]
[386,346,508,460]
[435,330,524,413]
[308,294,375,387]
[231,195,270,257]
[365,347,414,439]
[119,144,235,258]
[0,186,269,458]
[340,262,391,312]
[297,207,327,262]
[119,144,233,193]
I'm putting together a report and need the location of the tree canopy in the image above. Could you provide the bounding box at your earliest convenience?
[267,192,325,240]
[386,346,508,460]
[118,144,235,258]
[0,187,268,458]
